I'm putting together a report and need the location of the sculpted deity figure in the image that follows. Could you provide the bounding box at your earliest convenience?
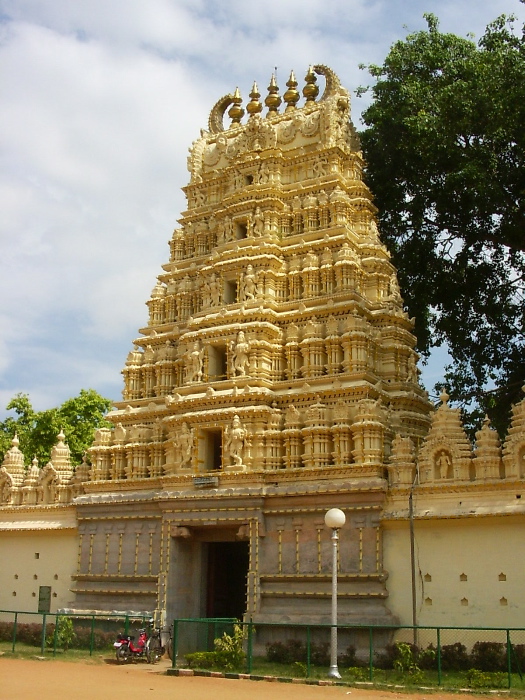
[224,414,247,467]
[257,164,270,184]
[239,265,257,301]
[201,276,211,308]
[216,219,226,244]
[252,207,264,237]
[436,450,452,479]
[0,469,13,505]
[231,331,251,376]
[388,273,402,301]
[176,422,194,469]
[407,353,420,383]
[209,273,221,306]
[187,341,205,382]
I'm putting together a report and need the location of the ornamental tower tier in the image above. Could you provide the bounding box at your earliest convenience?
[76,66,432,633]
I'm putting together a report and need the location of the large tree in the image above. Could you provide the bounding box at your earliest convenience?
[358,10,525,436]
[0,389,113,466]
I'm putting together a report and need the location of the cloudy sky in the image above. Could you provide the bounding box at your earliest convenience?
[1,0,524,417]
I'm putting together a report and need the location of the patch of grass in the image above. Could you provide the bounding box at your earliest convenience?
[0,642,108,664]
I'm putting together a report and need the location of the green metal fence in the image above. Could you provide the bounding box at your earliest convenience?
[0,609,151,656]
[2,609,525,690]
[170,617,525,689]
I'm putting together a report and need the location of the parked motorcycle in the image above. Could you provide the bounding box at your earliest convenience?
[114,627,163,664]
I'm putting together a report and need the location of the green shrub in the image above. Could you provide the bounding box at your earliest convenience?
[266,639,306,664]
[465,669,507,688]
[511,644,525,674]
[470,641,506,672]
[47,616,76,651]
[185,651,217,669]
[15,623,45,647]
[185,623,247,671]
[440,642,471,671]
[72,627,115,650]
[0,621,14,642]
[212,624,246,670]
[265,638,356,667]
[348,666,370,681]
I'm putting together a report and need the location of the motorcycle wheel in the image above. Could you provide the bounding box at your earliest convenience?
[116,645,130,664]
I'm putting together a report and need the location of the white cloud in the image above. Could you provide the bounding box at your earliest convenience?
[1,0,523,416]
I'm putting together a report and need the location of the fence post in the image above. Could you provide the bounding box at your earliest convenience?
[437,627,441,686]
[246,621,253,674]
[306,626,311,678]
[41,613,47,655]
[368,626,374,681]
[52,614,59,656]
[12,611,18,653]
[172,620,178,669]
[507,629,512,689]
[124,615,129,635]
[90,615,95,656]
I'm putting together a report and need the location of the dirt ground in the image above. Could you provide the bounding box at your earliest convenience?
[0,656,484,700]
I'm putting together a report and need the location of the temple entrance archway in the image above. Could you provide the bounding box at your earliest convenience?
[205,540,249,619]
[167,527,249,625]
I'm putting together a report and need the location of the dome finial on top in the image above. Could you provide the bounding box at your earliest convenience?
[265,73,281,116]
[246,81,263,117]
[228,87,244,126]
[283,70,300,111]
[303,65,319,102]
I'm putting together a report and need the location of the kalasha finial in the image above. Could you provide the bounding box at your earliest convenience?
[439,389,450,406]
[265,73,281,116]
[228,87,245,126]
[303,65,319,102]
[246,81,263,117]
[283,70,300,111]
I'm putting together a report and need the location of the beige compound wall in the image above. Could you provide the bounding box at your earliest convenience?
[383,515,525,631]
[0,527,78,616]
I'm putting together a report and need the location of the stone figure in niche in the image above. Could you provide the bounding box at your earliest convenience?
[176,422,194,469]
[436,450,452,479]
[252,207,264,237]
[240,265,257,301]
[201,276,211,308]
[209,273,221,306]
[407,353,420,383]
[216,220,226,244]
[40,466,59,503]
[257,164,270,184]
[234,171,244,190]
[388,273,402,301]
[194,189,206,207]
[0,470,12,504]
[187,342,205,382]
[224,414,247,467]
[313,158,328,177]
[231,331,251,376]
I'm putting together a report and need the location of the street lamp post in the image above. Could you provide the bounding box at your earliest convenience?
[325,507,346,679]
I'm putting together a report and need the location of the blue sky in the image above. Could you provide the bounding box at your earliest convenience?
[1,0,523,416]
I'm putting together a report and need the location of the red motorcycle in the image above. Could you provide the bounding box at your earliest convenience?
[114,628,163,664]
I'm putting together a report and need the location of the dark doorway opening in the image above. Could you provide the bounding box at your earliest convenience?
[38,585,51,613]
[206,541,249,619]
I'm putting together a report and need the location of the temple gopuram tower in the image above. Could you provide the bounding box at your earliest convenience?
[75,66,432,632]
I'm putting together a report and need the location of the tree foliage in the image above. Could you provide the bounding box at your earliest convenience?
[358,10,525,435]
[0,389,112,466]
